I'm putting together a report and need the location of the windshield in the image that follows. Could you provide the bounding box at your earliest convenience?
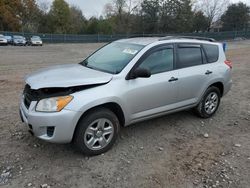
[82,42,144,74]
[32,36,41,40]
[14,36,23,39]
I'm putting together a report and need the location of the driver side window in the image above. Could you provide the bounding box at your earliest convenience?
[139,47,174,74]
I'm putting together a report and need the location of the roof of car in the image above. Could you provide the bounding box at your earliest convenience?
[116,36,217,46]
[116,37,160,45]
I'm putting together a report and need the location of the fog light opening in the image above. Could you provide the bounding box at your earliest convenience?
[47,127,55,137]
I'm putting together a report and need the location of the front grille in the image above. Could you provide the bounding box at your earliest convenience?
[23,84,39,109]
[24,94,32,108]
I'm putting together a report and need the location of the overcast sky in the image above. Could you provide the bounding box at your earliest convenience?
[38,0,250,18]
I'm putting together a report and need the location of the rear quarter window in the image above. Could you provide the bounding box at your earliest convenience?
[176,46,203,69]
[202,44,219,63]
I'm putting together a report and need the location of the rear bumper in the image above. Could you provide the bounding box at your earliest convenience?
[223,79,232,96]
[19,98,81,143]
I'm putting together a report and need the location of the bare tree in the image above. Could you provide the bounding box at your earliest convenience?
[103,0,140,33]
[194,0,229,31]
[103,3,115,18]
[38,0,50,13]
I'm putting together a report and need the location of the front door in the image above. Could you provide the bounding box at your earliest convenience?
[123,45,179,120]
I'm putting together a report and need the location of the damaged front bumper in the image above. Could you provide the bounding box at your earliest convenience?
[19,97,81,143]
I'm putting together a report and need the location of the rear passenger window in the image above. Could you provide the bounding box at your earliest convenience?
[177,46,202,69]
[202,44,219,63]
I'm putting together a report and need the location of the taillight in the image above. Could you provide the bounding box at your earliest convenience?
[224,60,232,69]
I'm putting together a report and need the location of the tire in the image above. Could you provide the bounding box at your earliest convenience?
[73,108,120,156]
[195,86,221,118]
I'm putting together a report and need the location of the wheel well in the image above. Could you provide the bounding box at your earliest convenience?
[72,102,125,143]
[210,82,224,96]
[77,102,125,127]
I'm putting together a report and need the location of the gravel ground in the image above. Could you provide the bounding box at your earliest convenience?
[0,41,249,188]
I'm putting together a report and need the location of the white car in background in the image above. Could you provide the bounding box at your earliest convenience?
[0,34,8,45]
[28,36,43,46]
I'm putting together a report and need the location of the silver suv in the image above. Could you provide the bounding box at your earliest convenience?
[20,36,232,155]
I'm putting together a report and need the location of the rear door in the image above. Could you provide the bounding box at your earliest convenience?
[175,43,211,106]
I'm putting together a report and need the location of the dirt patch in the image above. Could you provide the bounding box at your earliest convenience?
[0,41,250,188]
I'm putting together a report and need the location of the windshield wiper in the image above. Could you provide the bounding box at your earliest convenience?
[80,59,88,66]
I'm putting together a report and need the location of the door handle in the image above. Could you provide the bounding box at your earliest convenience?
[168,77,178,82]
[205,70,213,75]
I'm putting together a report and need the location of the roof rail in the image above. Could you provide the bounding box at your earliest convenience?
[159,35,216,42]
[128,34,165,38]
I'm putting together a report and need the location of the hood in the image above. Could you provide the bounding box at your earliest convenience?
[31,39,41,42]
[14,38,25,42]
[0,38,7,42]
[25,64,113,89]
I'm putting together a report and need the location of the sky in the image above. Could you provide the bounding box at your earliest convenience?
[38,0,250,19]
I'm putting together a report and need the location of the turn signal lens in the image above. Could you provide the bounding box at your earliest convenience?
[56,96,73,111]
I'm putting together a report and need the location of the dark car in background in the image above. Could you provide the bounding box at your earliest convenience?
[13,35,27,46]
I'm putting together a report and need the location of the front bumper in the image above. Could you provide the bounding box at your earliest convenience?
[14,41,26,45]
[31,41,42,45]
[19,98,81,143]
[0,41,7,45]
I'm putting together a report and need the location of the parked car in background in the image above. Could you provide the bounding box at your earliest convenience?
[20,36,232,155]
[13,35,27,46]
[27,36,43,46]
[4,35,13,45]
[0,34,8,45]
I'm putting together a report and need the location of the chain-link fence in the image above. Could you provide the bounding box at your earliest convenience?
[1,30,250,43]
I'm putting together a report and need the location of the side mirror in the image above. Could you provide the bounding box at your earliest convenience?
[132,67,151,79]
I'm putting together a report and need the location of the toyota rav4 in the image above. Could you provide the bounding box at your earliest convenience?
[20,36,232,155]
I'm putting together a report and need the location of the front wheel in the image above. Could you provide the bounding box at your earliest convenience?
[73,108,120,155]
[195,86,221,118]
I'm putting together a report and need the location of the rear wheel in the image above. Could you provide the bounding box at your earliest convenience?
[195,86,221,118]
[73,108,120,155]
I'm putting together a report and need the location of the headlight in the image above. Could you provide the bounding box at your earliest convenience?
[36,95,73,112]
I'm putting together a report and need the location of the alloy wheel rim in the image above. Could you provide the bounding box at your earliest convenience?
[84,118,114,150]
[204,92,218,114]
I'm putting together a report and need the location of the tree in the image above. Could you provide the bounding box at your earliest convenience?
[0,0,22,31]
[192,11,209,32]
[98,18,113,34]
[194,0,229,31]
[20,0,42,32]
[49,0,71,34]
[221,3,250,31]
[86,17,99,34]
[103,0,140,34]
[141,0,160,33]
[69,6,87,34]
[173,0,194,32]
[158,0,194,33]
